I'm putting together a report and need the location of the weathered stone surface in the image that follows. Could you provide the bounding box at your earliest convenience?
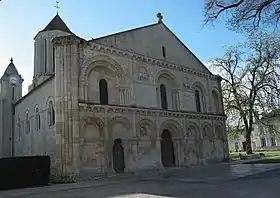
[0,14,229,181]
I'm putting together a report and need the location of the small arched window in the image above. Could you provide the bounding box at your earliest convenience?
[99,79,108,105]
[48,101,55,126]
[160,84,168,109]
[35,108,41,130]
[44,39,47,72]
[211,90,220,114]
[52,47,55,72]
[25,113,30,133]
[195,90,201,112]
[18,119,21,137]
[162,46,166,58]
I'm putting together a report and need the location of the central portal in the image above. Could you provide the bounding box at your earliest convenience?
[112,139,125,173]
[161,129,175,167]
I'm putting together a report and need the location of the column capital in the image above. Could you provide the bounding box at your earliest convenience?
[53,35,84,46]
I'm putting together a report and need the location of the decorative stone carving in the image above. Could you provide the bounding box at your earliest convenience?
[79,103,227,121]
[87,43,219,80]
[182,77,190,89]
[119,87,130,105]
[138,67,149,81]
[139,126,148,137]
[52,35,82,46]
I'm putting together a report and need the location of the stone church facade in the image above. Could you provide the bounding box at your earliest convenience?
[0,14,228,181]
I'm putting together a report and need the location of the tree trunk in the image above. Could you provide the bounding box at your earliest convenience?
[245,131,253,154]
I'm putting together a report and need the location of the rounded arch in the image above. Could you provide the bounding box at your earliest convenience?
[25,110,30,134]
[191,81,206,93]
[45,96,55,108]
[156,70,180,110]
[192,81,206,112]
[155,69,179,87]
[215,123,224,140]
[136,119,156,138]
[34,105,41,131]
[109,116,132,139]
[25,110,29,117]
[210,87,222,114]
[80,116,105,129]
[201,122,213,140]
[160,119,183,139]
[80,116,105,142]
[186,121,200,139]
[110,116,132,128]
[80,55,124,84]
[33,104,40,112]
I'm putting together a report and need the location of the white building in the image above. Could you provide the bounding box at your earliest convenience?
[0,13,228,182]
[228,118,280,152]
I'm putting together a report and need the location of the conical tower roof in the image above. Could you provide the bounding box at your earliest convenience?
[41,14,72,33]
[2,58,18,77]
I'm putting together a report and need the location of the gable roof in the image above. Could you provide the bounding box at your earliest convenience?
[40,14,72,34]
[93,21,212,75]
[94,22,159,41]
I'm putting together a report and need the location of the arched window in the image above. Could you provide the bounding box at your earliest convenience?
[25,113,30,133]
[44,39,47,72]
[160,84,168,109]
[52,47,55,72]
[18,119,21,137]
[99,79,108,105]
[48,101,55,126]
[195,90,201,112]
[35,108,41,130]
[211,90,220,114]
[162,46,166,58]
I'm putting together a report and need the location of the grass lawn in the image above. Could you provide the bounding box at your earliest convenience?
[244,158,280,164]
[230,151,280,159]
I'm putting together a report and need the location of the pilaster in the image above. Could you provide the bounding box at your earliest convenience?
[53,35,81,182]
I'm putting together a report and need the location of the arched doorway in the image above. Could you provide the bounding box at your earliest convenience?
[112,139,125,173]
[161,129,175,167]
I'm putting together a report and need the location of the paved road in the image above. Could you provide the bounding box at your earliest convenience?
[1,163,280,198]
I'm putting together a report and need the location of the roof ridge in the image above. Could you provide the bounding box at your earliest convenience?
[93,22,159,41]
[41,14,72,34]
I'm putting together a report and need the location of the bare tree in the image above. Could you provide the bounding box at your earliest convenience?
[205,0,280,33]
[210,32,280,154]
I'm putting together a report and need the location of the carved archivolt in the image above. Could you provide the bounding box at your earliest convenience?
[201,123,214,141]
[215,124,224,141]
[80,54,124,85]
[136,119,156,138]
[210,87,222,114]
[185,122,200,140]
[109,116,132,139]
[191,81,206,93]
[80,116,105,142]
[155,69,178,87]
[159,119,183,139]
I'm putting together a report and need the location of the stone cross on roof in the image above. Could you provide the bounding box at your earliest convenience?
[157,13,163,23]
[54,1,60,14]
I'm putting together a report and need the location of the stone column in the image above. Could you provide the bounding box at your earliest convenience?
[156,137,164,169]
[206,76,211,113]
[173,139,181,167]
[53,35,81,182]
[217,76,225,114]
[104,115,113,174]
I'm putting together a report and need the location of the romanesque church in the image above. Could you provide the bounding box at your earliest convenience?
[0,13,229,181]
